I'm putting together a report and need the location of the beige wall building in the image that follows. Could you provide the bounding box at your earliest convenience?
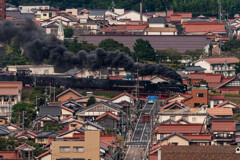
[51,130,100,160]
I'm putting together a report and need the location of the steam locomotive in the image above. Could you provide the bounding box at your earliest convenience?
[0,73,186,93]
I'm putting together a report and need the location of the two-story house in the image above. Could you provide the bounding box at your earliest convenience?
[193,57,239,77]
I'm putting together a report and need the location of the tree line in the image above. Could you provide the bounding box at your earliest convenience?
[7,0,240,17]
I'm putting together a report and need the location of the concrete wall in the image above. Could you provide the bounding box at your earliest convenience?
[52,130,100,160]
[161,135,189,145]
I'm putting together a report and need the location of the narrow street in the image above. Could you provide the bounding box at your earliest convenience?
[124,102,156,160]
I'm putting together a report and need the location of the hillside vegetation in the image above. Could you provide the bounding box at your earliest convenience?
[7,0,240,17]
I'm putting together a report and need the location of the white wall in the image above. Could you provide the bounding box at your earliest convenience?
[19,5,50,13]
[149,23,165,28]
[194,60,212,73]
[158,115,206,124]
[112,95,134,104]
[117,11,148,21]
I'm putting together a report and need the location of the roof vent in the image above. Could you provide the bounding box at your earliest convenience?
[236,147,240,154]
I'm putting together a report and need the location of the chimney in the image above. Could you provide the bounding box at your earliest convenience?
[103,12,106,28]
[140,2,143,24]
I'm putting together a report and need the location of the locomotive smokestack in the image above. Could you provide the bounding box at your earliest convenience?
[140,1,143,25]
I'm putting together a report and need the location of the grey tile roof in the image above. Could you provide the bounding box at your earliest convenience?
[62,100,85,112]
[36,131,60,138]
[84,121,105,130]
[89,9,107,16]
[39,106,62,117]
[0,126,10,135]
[184,66,206,71]
[148,17,167,23]
[6,11,34,19]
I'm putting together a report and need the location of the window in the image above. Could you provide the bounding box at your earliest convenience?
[108,70,112,75]
[71,124,77,127]
[43,14,47,16]
[192,117,196,122]
[172,143,178,146]
[4,96,9,102]
[197,93,204,97]
[0,8,2,11]
[73,147,84,152]
[194,103,200,107]
[19,7,22,10]
[60,146,70,152]
[199,142,206,146]
[115,71,119,75]
[49,13,52,17]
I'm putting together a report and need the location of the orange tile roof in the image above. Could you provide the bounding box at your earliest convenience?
[108,76,122,80]
[188,73,223,83]
[207,108,233,116]
[96,111,120,121]
[215,100,238,108]
[182,21,226,33]
[155,124,206,134]
[15,131,37,138]
[211,120,236,131]
[209,95,225,100]
[202,57,239,64]
[183,134,211,140]
[0,81,22,90]
[0,87,19,95]
[15,143,35,150]
[36,150,51,159]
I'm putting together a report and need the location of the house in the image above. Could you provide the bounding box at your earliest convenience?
[35,9,57,21]
[33,115,60,130]
[0,151,22,160]
[78,35,211,53]
[111,92,135,105]
[56,88,82,102]
[183,134,211,146]
[100,24,148,35]
[213,73,240,94]
[182,21,226,36]
[74,95,110,106]
[116,10,148,22]
[160,101,186,111]
[210,118,236,145]
[156,146,240,160]
[182,86,208,108]
[76,101,123,121]
[0,125,10,138]
[61,118,84,130]
[5,123,22,132]
[158,107,207,124]
[215,100,239,113]
[166,93,192,103]
[61,100,85,112]
[193,57,239,77]
[15,143,35,160]
[15,131,37,142]
[88,9,107,20]
[19,3,50,13]
[51,130,100,160]
[207,108,233,118]
[0,81,22,120]
[179,66,206,75]
[35,131,60,145]
[36,150,51,160]
[155,123,206,141]
[148,17,167,28]
[209,95,225,108]
[61,106,74,120]
[158,132,191,146]
[95,112,120,131]
[39,105,62,118]
[6,65,55,75]
[83,121,105,131]
[144,27,178,35]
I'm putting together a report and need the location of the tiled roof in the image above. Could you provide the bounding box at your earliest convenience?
[111,92,135,101]
[211,120,236,131]
[209,95,225,100]
[39,106,62,117]
[215,100,238,108]
[160,132,191,142]
[207,108,233,116]
[0,126,10,135]
[182,21,226,33]
[56,88,82,98]
[148,17,167,23]
[160,146,240,160]
[78,35,211,53]
[96,111,120,121]
[15,143,35,150]
[183,134,211,140]
[100,24,148,32]
[155,124,206,134]
[35,115,59,122]
[161,101,186,110]
[15,131,37,138]
[202,56,239,64]
[0,87,19,95]
[188,73,223,83]
[36,150,51,159]
[0,81,22,90]
[0,151,22,159]
[145,27,177,32]
[61,105,74,113]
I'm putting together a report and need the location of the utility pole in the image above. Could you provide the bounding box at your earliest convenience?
[22,111,25,130]
[218,0,222,22]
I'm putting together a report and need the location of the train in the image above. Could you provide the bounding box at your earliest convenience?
[0,73,186,94]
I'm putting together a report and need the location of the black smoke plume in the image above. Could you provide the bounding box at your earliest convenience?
[0,19,182,83]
